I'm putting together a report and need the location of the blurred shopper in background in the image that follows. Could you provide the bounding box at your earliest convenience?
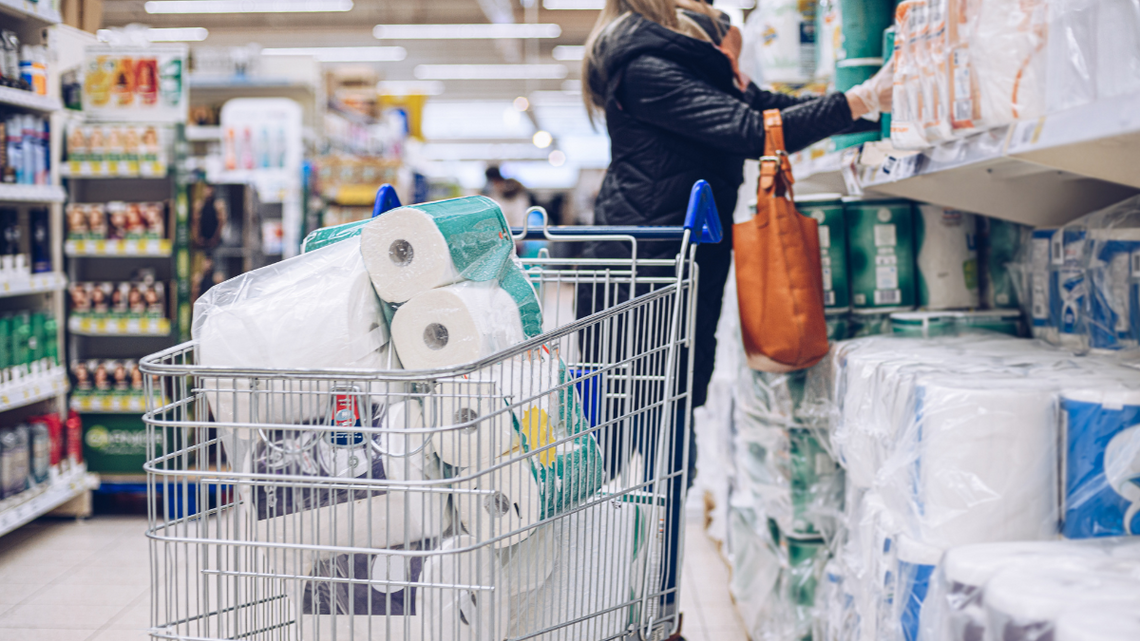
[484,165,532,228]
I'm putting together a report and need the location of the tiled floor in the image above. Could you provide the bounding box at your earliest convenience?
[0,514,746,641]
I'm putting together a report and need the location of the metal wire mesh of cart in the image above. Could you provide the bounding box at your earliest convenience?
[140,186,720,641]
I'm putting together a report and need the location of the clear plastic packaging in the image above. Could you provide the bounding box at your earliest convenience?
[971,0,1048,125]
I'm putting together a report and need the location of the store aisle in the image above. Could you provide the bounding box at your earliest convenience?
[0,515,743,641]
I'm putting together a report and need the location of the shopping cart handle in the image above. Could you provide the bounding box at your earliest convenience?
[684,179,722,244]
[371,184,402,217]
[510,225,694,241]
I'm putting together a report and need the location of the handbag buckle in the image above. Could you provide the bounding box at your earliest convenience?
[759,150,789,163]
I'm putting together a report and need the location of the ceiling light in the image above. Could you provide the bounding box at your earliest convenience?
[548,150,566,166]
[377,80,445,96]
[145,0,352,13]
[533,131,553,148]
[415,64,569,80]
[374,23,561,40]
[552,45,585,61]
[261,46,407,62]
[96,27,209,42]
[543,0,603,8]
[513,96,530,111]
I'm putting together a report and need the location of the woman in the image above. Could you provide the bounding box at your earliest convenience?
[581,0,891,410]
[576,1,891,631]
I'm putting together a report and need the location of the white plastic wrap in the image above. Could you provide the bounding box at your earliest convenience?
[971,0,1048,125]
[891,1,931,149]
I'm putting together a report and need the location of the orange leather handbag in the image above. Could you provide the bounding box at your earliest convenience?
[734,110,830,372]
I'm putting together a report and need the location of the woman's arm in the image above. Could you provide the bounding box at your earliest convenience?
[617,55,855,155]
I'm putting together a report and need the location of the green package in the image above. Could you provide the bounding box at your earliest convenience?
[788,427,843,536]
[799,195,850,313]
[844,197,916,310]
[0,315,10,371]
[12,313,30,370]
[980,217,1026,309]
[29,312,45,363]
[890,311,958,338]
[43,314,57,365]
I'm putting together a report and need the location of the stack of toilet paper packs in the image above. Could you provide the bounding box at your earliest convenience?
[192,196,616,640]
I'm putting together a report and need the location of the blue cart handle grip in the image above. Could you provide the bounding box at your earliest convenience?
[683,180,722,244]
[372,184,402,217]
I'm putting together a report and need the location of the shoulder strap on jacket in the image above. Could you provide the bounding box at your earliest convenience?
[759,109,795,195]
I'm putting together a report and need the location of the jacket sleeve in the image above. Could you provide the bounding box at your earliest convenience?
[617,55,854,155]
[742,82,814,111]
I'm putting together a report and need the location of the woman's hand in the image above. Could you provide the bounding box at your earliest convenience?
[845,62,894,120]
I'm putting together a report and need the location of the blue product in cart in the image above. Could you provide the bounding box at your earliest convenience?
[1061,388,1140,538]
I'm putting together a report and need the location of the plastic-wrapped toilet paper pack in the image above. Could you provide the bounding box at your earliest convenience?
[420,535,510,641]
[1095,0,1140,100]
[295,541,430,641]
[1056,607,1140,641]
[902,378,1060,549]
[359,196,515,304]
[970,0,1048,126]
[916,205,979,310]
[983,567,1140,641]
[391,272,542,370]
[194,237,396,431]
[917,539,1135,641]
[508,497,650,640]
[454,463,542,548]
[893,535,942,641]
[1061,387,1140,538]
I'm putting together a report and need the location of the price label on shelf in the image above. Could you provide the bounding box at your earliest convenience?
[126,318,141,334]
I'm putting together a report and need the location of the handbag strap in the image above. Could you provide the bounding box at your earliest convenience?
[759,109,795,199]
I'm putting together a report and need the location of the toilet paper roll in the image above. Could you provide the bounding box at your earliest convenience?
[455,465,542,548]
[1056,607,1140,641]
[360,196,513,303]
[373,400,430,462]
[195,237,394,426]
[984,568,1140,641]
[498,520,558,597]
[392,277,539,370]
[430,380,517,470]
[916,205,979,310]
[896,536,943,641]
[420,535,510,641]
[1060,387,1140,539]
[912,378,1059,549]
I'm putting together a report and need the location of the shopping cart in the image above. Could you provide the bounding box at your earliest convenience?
[141,180,722,641]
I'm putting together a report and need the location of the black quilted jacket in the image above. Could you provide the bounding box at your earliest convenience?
[581,13,857,408]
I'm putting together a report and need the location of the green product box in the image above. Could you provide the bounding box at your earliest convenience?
[798,194,849,313]
[11,312,31,370]
[43,314,57,365]
[29,312,45,363]
[980,217,1026,309]
[882,25,896,139]
[0,314,10,371]
[844,197,916,310]
[82,414,154,474]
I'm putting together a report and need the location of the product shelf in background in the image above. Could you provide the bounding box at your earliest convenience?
[64,238,173,257]
[0,272,66,298]
[61,160,168,179]
[185,125,222,142]
[0,0,61,27]
[68,316,170,337]
[861,93,1140,227]
[0,464,94,539]
[0,86,61,113]
[70,394,146,414]
[0,366,67,413]
[0,184,66,203]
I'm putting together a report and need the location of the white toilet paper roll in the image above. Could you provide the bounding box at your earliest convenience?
[456,465,541,549]
[1056,607,1140,641]
[431,380,516,470]
[912,378,1059,549]
[373,400,430,462]
[420,535,510,641]
[916,205,979,310]
[942,541,1107,590]
[359,196,513,304]
[984,568,1140,641]
[392,280,528,370]
[498,521,558,597]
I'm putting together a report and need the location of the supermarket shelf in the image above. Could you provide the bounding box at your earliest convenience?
[69,316,171,337]
[61,161,169,179]
[0,0,61,27]
[0,183,66,203]
[71,394,146,414]
[0,465,96,539]
[185,125,223,141]
[0,272,66,298]
[0,86,61,113]
[0,367,67,413]
[790,146,854,194]
[65,238,173,257]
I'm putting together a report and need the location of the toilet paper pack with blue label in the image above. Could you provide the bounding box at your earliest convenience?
[1062,386,1140,538]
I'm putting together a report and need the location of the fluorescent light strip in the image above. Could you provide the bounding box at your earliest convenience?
[145,0,352,14]
[543,0,603,8]
[552,45,585,61]
[96,27,209,42]
[415,64,568,80]
[261,46,407,62]
[377,80,445,96]
[374,23,561,40]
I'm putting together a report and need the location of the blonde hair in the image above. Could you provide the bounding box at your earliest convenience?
[582,0,722,121]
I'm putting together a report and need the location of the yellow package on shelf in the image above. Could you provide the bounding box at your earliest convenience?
[68,316,171,336]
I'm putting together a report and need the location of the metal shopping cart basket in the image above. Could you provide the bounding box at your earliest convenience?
[141,181,723,641]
